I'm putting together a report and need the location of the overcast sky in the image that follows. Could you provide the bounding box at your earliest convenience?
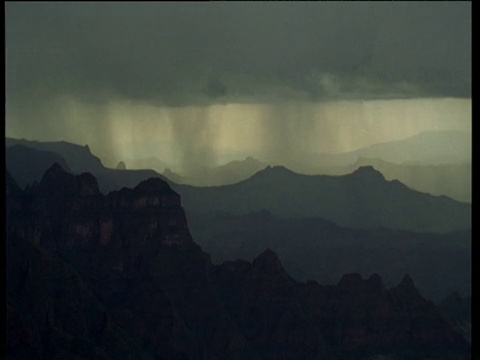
[5,2,471,168]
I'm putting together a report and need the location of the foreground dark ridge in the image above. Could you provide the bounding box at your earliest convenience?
[6,164,470,359]
[186,210,471,302]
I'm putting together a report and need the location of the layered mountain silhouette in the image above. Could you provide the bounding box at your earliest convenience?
[6,165,470,359]
[6,138,471,234]
[187,210,471,302]
[6,144,72,189]
[6,138,105,173]
[174,165,471,233]
[6,137,471,204]
[6,138,167,194]
[345,157,471,203]
[291,157,471,203]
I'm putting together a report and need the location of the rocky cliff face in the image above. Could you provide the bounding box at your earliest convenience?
[6,164,470,359]
[7,164,252,359]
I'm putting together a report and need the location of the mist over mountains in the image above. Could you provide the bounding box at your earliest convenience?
[4,117,472,359]
[6,2,471,359]
[5,137,471,291]
[6,129,471,203]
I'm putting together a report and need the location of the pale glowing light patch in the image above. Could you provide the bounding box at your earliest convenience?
[5,96,471,169]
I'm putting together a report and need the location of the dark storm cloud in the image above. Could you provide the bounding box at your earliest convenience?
[6,1,471,107]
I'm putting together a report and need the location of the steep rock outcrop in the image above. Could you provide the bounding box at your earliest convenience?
[7,164,254,360]
[7,166,471,359]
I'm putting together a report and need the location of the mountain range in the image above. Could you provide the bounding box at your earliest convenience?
[6,164,471,359]
[174,165,470,234]
[335,157,470,203]
[5,138,106,173]
[6,131,472,204]
[6,138,167,194]
[7,138,471,234]
[186,210,470,302]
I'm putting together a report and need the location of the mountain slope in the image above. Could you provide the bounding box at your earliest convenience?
[293,157,471,203]
[6,166,470,359]
[6,137,106,173]
[174,165,471,233]
[5,138,168,194]
[6,144,72,189]
[187,210,471,302]
[347,157,471,203]
[7,165,256,359]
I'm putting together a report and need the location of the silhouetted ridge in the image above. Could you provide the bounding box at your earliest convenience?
[391,274,425,302]
[36,163,100,196]
[76,172,101,196]
[253,165,297,178]
[37,162,77,195]
[7,167,471,359]
[6,137,105,173]
[133,177,174,194]
[350,165,385,180]
[6,144,73,189]
[177,161,470,233]
[42,162,71,178]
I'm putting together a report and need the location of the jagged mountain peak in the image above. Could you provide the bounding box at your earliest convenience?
[391,273,425,302]
[39,162,74,186]
[7,166,471,359]
[36,163,100,196]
